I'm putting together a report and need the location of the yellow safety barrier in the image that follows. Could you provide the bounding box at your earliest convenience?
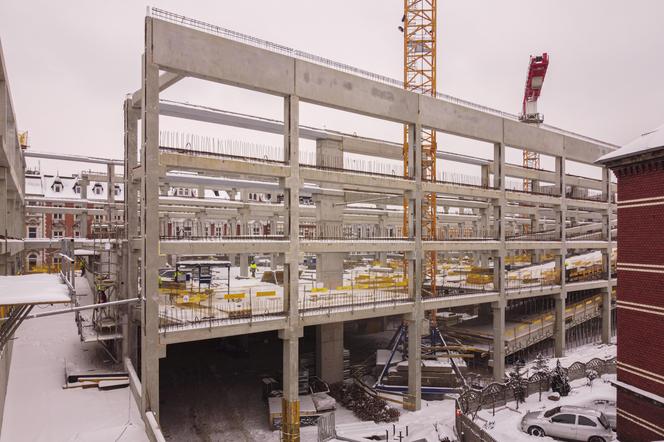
[224,293,246,300]
[256,290,277,297]
[175,293,208,305]
[311,287,329,293]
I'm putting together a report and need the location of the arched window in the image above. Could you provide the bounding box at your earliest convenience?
[27,253,38,271]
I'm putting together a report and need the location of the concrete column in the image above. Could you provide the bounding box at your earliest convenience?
[316,323,344,384]
[139,28,162,421]
[239,253,249,277]
[106,163,114,226]
[492,300,506,380]
[405,122,423,411]
[122,98,140,364]
[553,294,566,357]
[601,166,613,345]
[601,288,612,344]
[406,312,424,411]
[80,177,89,238]
[280,328,301,442]
[281,95,301,442]
[0,168,7,238]
[270,216,278,270]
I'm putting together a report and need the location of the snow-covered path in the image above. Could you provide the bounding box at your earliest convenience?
[0,277,147,442]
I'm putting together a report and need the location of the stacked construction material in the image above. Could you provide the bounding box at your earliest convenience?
[343,348,351,380]
[376,349,468,389]
[63,369,129,390]
[299,368,309,395]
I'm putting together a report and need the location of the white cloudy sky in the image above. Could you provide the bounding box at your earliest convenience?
[1,0,663,177]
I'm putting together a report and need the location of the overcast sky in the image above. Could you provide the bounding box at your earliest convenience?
[1,0,663,177]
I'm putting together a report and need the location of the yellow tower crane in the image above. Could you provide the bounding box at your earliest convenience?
[401,0,437,297]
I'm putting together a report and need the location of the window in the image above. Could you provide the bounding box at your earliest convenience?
[578,416,596,427]
[52,182,63,193]
[114,185,121,196]
[53,211,63,221]
[28,227,37,238]
[74,230,80,238]
[93,184,104,195]
[73,184,81,194]
[551,414,576,425]
[27,253,38,270]
[215,226,223,236]
[52,230,64,238]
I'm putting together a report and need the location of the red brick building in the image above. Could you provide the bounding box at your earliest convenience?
[598,125,664,441]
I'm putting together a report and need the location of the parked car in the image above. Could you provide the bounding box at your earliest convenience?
[577,399,616,430]
[520,405,614,441]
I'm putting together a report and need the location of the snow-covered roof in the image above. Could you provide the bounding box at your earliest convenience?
[25,174,44,196]
[597,123,664,164]
[0,274,71,305]
[31,174,124,201]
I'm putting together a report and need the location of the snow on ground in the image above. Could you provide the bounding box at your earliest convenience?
[479,375,617,442]
[0,277,147,442]
[520,340,616,376]
[299,398,456,442]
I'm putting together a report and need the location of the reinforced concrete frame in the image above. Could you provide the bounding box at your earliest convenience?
[125,11,618,441]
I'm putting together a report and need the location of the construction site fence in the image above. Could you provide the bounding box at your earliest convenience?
[458,357,617,415]
[455,401,498,442]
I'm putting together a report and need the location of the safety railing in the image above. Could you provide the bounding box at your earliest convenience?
[505,182,562,197]
[565,187,608,202]
[506,229,561,242]
[430,228,496,241]
[58,238,76,302]
[435,172,489,189]
[566,230,606,241]
[158,289,286,331]
[160,220,286,241]
[299,285,412,316]
[300,152,410,180]
[300,224,410,241]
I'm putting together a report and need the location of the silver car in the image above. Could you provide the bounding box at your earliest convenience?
[577,399,616,430]
[520,405,614,441]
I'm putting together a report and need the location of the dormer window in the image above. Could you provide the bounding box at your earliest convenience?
[92,184,104,195]
[73,183,81,194]
[114,185,121,196]
[52,181,63,193]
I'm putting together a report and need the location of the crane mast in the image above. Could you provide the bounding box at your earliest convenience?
[402,0,437,298]
[520,53,549,192]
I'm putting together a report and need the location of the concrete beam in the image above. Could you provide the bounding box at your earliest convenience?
[152,19,295,96]
[132,72,183,109]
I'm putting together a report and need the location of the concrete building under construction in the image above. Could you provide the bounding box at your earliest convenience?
[0,7,629,442]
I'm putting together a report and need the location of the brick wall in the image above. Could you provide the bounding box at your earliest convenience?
[617,389,664,442]
[615,160,664,201]
[615,160,664,441]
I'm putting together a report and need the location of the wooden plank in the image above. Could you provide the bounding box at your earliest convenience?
[99,379,130,390]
